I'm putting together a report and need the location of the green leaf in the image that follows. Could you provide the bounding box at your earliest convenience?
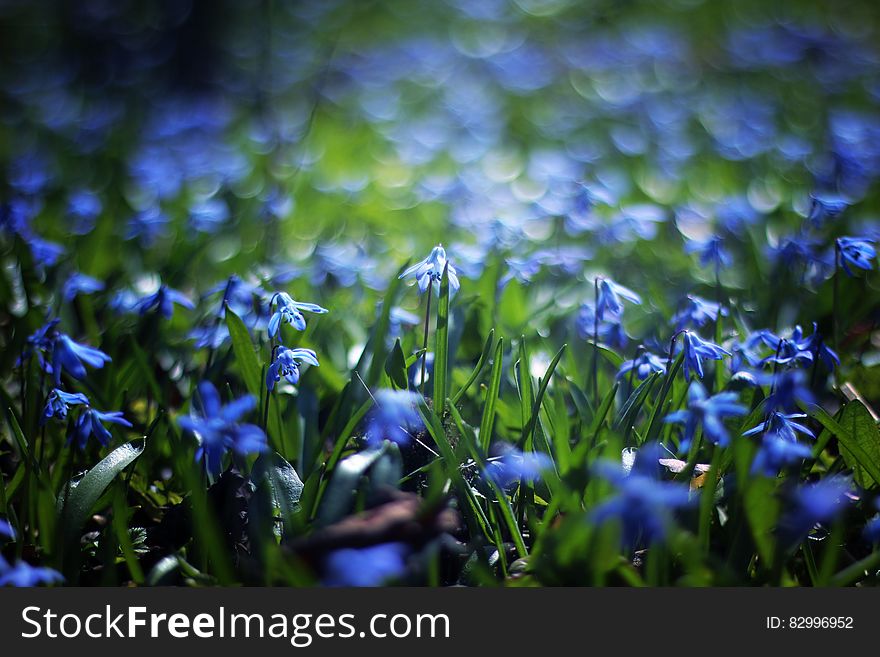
[807,401,880,488]
[384,338,409,390]
[479,338,504,450]
[433,263,451,415]
[316,446,387,526]
[518,344,566,450]
[253,451,305,534]
[612,372,659,434]
[365,261,408,386]
[225,304,263,397]
[58,439,146,575]
[451,329,494,405]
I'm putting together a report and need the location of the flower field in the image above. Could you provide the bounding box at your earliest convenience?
[1,0,880,587]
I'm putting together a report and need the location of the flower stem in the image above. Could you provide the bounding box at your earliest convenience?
[592,278,599,402]
[420,279,433,394]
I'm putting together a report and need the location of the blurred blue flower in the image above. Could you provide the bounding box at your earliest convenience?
[266,347,320,391]
[483,444,552,489]
[41,388,89,425]
[366,389,423,447]
[125,206,169,246]
[51,333,111,385]
[66,190,102,235]
[751,432,813,477]
[617,351,666,380]
[323,542,408,587]
[782,476,851,544]
[388,306,420,339]
[62,272,105,302]
[189,197,230,233]
[797,323,839,371]
[72,407,132,449]
[0,519,14,541]
[836,236,876,276]
[268,292,328,338]
[808,192,849,225]
[595,277,641,321]
[672,295,727,330]
[665,381,746,450]
[0,556,63,587]
[576,304,630,350]
[136,285,194,319]
[763,369,815,413]
[399,244,460,295]
[178,382,267,475]
[865,500,880,543]
[591,442,693,545]
[28,236,65,269]
[686,235,731,271]
[681,330,729,381]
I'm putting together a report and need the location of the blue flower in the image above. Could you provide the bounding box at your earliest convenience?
[808,192,849,225]
[742,412,814,442]
[837,236,876,276]
[665,381,746,450]
[798,323,839,371]
[51,334,111,385]
[672,295,727,330]
[62,272,105,302]
[398,244,460,295]
[681,331,730,381]
[754,327,814,367]
[72,407,132,449]
[366,389,423,447]
[125,206,169,246]
[595,277,641,321]
[177,382,267,475]
[483,444,552,488]
[29,236,65,269]
[686,235,731,271]
[576,304,630,349]
[763,369,815,413]
[323,542,408,587]
[781,476,851,544]
[751,432,813,477]
[268,292,328,338]
[0,519,14,541]
[591,442,693,546]
[66,190,102,235]
[41,388,89,425]
[617,351,666,380]
[266,347,320,391]
[136,285,194,319]
[0,556,64,587]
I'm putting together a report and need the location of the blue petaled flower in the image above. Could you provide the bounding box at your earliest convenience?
[798,323,839,371]
[483,444,552,488]
[398,244,460,295]
[0,519,14,541]
[836,236,876,276]
[72,407,132,449]
[29,236,65,269]
[672,295,727,330]
[51,333,111,386]
[742,412,814,442]
[681,330,730,380]
[0,556,64,587]
[617,351,666,381]
[686,235,731,271]
[268,292,328,338]
[751,432,813,477]
[62,272,105,302]
[576,304,630,350]
[595,277,641,321]
[41,388,90,425]
[177,382,267,475]
[591,442,693,546]
[323,542,409,587]
[665,381,746,451]
[66,190,102,235]
[763,369,815,413]
[266,347,320,391]
[366,389,423,447]
[136,285,194,319]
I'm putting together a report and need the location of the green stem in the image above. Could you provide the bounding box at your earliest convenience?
[420,280,433,394]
